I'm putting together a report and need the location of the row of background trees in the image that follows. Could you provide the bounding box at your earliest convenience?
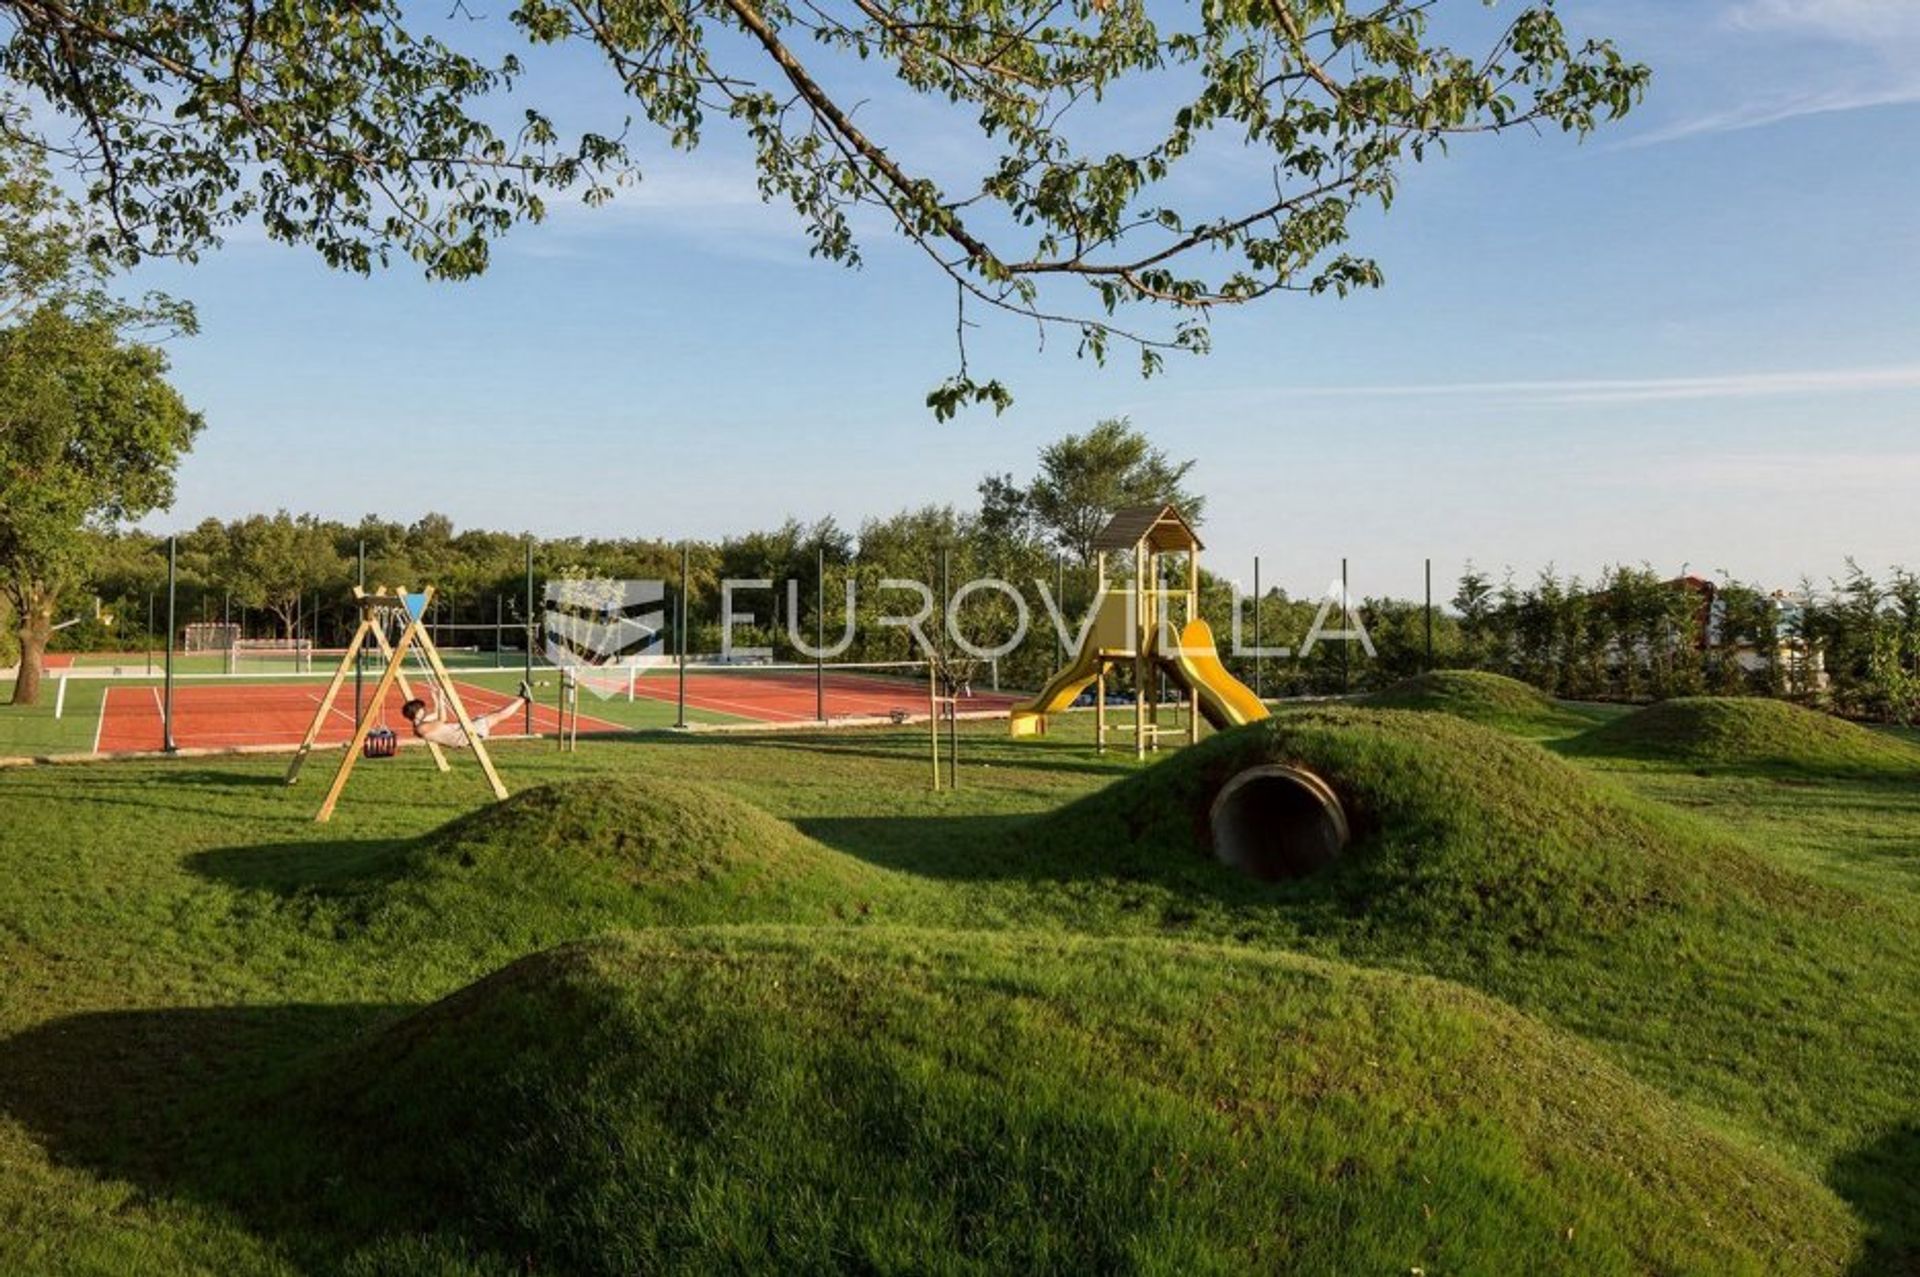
[8,419,1919,724]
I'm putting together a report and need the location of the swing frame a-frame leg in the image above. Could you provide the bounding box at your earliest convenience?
[286,589,449,785]
[309,586,510,823]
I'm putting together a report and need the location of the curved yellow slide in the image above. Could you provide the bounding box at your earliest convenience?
[1157,619,1269,730]
[1008,643,1103,736]
[1011,591,1140,735]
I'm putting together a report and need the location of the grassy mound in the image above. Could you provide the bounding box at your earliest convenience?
[217,929,1853,1273]
[1567,697,1920,777]
[1042,709,1920,1194]
[358,776,890,948]
[1360,670,1597,736]
[1063,707,1819,949]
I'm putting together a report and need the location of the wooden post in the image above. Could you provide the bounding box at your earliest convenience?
[316,618,421,822]
[287,614,373,785]
[1189,548,1201,744]
[1134,546,1147,760]
[1095,665,1106,754]
[413,619,509,801]
[928,659,940,790]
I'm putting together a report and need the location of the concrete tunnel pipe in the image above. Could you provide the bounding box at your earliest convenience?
[1208,765,1351,882]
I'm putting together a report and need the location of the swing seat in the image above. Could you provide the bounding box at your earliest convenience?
[364,727,399,759]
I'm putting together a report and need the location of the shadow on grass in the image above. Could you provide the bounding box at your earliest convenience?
[164,768,291,788]
[1832,1122,1920,1276]
[187,833,422,898]
[0,1001,407,1263]
[664,725,1141,781]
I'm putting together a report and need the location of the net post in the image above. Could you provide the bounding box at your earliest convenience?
[53,673,66,720]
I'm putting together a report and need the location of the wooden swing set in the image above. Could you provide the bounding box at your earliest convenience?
[285,586,509,822]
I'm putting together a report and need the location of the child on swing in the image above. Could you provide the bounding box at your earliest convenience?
[401,679,534,748]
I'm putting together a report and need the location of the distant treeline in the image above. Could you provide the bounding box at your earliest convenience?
[15,511,1920,722]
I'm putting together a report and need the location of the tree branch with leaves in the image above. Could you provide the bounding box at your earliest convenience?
[1,0,1646,412]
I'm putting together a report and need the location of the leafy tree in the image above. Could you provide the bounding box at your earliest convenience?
[0,309,202,702]
[225,512,347,640]
[0,4,1646,410]
[0,127,201,703]
[1451,564,1495,665]
[1018,418,1202,564]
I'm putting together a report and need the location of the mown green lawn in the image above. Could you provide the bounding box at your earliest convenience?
[0,700,1914,1273]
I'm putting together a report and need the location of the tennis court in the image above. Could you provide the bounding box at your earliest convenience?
[75,662,1023,755]
[95,677,613,753]
[620,664,1023,725]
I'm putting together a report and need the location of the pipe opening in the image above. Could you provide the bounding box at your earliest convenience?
[1209,765,1350,882]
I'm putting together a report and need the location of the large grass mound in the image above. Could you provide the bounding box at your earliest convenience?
[202,929,1853,1274]
[1360,669,1595,736]
[356,776,891,948]
[1043,709,1920,1194]
[1567,696,1920,777]
[1063,707,1822,949]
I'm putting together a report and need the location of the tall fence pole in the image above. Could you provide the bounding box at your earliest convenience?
[163,536,178,753]
[1424,557,1434,672]
[676,542,689,729]
[524,538,535,735]
[145,589,155,676]
[815,543,826,723]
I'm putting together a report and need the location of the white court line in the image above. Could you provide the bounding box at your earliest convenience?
[93,685,110,753]
[624,680,811,722]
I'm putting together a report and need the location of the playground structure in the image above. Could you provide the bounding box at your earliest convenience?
[286,586,509,822]
[1010,505,1268,756]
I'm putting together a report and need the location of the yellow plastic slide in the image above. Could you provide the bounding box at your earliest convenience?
[1009,591,1138,736]
[1157,619,1269,730]
[1011,601,1268,736]
[1006,591,1136,733]
[1007,643,1102,736]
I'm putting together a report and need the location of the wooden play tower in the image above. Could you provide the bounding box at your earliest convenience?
[1011,504,1267,757]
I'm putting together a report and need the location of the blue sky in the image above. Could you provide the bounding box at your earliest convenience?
[129,0,1919,600]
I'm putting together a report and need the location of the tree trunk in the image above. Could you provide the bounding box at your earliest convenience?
[10,598,53,706]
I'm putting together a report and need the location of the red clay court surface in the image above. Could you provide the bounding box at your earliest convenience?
[621,668,1024,725]
[97,681,614,754]
[91,670,1025,753]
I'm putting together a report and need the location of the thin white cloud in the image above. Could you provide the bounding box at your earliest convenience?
[1283,364,1920,406]
[1627,0,1920,145]
[1628,79,1920,146]
[1638,450,1920,492]
[1726,0,1920,43]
